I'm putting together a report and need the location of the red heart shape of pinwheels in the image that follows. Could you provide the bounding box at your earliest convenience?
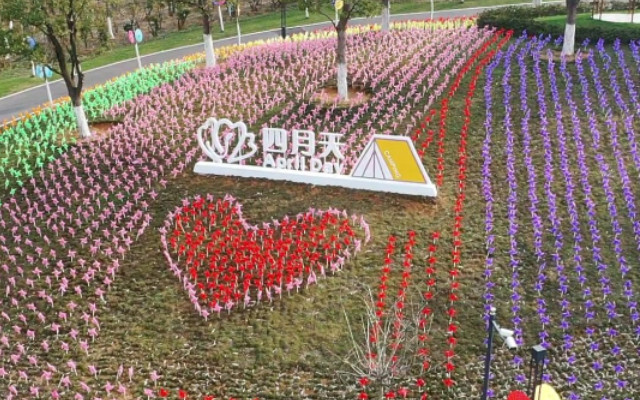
[160,194,369,319]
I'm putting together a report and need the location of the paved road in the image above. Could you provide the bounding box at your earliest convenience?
[0,3,548,123]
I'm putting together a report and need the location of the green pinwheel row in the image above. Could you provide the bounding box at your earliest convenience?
[0,58,201,198]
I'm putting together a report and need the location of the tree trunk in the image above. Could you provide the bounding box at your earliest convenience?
[203,35,216,66]
[561,0,580,56]
[236,17,241,45]
[202,10,211,35]
[336,20,348,101]
[202,12,216,67]
[381,0,390,32]
[46,18,91,138]
[72,98,92,138]
[68,85,91,138]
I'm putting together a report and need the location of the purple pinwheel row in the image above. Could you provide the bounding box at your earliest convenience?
[515,39,570,390]
[612,40,640,117]
[520,40,556,353]
[628,39,640,80]
[481,45,503,324]
[575,49,639,396]
[580,49,639,327]
[480,42,506,399]
[483,36,640,398]
[499,38,526,356]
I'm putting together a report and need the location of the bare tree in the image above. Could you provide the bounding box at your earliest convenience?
[303,0,380,101]
[1,0,102,137]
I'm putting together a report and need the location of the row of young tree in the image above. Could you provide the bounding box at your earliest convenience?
[0,0,582,138]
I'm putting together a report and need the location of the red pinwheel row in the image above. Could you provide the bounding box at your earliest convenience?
[358,231,440,400]
[439,28,513,389]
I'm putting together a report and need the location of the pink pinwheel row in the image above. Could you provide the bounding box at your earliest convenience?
[0,27,372,397]
[105,23,494,176]
[251,26,496,170]
[0,81,207,397]
[0,195,153,397]
[106,42,307,136]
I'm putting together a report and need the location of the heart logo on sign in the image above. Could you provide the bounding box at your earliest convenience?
[160,194,370,319]
[196,118,258,164]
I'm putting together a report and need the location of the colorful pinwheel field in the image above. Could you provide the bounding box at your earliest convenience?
[0,15,639,400]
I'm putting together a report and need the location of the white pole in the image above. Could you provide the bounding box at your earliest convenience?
[430,0,434,21]
[134,42,142,69]
[107,17,115,39]
[236,18,241,45]
[31,61,36,77]
[218,5,225,31]
[305,7,309,18]
[8,20,13,30]
[335,8,339,25]
[45,76,53,107]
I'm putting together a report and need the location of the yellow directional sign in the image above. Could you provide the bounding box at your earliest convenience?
[533,384,561,400]
[351,135,430,184]
[335,0,344,11]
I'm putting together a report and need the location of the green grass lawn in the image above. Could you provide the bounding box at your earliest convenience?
[0,67,46,100]
[536,12,640,29]
[0,0,555,99]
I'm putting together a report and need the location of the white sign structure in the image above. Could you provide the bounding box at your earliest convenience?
[194,118,437,197]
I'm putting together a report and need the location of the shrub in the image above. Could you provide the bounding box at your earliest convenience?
[477,2,640,44]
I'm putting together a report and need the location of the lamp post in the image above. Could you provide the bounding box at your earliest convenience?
[481,307,518,400]
[527,345,547,400]
[481,307,496,400]
[280,0,287,39]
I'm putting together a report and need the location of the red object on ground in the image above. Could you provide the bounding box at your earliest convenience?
[507,391,531,400]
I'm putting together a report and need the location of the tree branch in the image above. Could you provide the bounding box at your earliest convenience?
[315,6,337,29]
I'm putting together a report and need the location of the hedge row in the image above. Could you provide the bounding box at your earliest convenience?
[477,3,640,44]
